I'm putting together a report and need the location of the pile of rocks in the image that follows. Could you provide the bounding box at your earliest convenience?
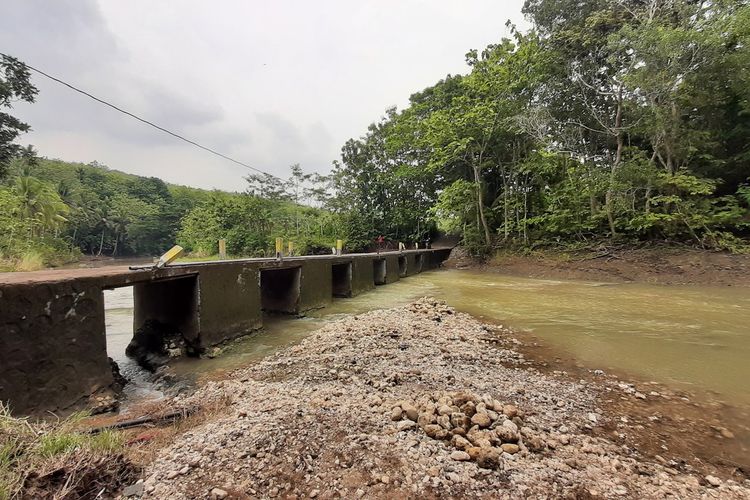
[136,298,750,499]
[391,392,546,470]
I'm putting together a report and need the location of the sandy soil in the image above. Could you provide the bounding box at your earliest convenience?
[445,246,750,286]
[117,298,750,499]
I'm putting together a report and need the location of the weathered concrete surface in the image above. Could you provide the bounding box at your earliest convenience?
[372,258,387,285]
[0,249,452,415]
[0,281,113,415]
[196,263,262,346]
[384,255,401,284]
[350,257,376,296]
[298,260,332,312]
[397,255,408,277]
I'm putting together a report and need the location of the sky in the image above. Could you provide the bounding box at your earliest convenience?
[1,1,528,192]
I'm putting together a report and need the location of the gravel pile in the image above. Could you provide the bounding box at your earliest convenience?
[139,297,750,499]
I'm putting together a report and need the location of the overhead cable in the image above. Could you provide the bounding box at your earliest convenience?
[0,52,282,180]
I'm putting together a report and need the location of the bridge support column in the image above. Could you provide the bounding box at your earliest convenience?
[373,258,386,285]
[384,255,401,284]
[351,257,376,295]
[299,261,332,312]
[398,255,408,277]
[408,253,424,275]
[196,264,262,346]
[0,281,114,415]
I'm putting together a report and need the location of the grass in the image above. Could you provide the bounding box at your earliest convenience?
[0,405,126,499]
[175,253,261,263]
[14,251,45,272]
[175,253,224,263]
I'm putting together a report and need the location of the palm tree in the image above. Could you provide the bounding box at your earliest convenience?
[14,175,69,237]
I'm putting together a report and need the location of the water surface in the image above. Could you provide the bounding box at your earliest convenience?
[104,269,750,407]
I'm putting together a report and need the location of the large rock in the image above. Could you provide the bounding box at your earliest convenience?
[437,414,452,430]
[501,443,520,454]
[471,412,492,428]
[423,424,442,438]
[495,426,520,443]
[476,447,502,469]
[402,402,419,422]
[450,412,470,429]
[451,435,472,450]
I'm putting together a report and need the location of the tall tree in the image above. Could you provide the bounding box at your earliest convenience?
[0,55,37,179]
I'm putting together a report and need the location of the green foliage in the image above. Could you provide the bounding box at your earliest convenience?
[329,0,750,252]
[178,166,348,256]
[0,55,37,178]
[432,179,475,233]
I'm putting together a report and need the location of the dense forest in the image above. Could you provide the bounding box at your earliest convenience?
[0,156,348,270]
[2,0,750,271]
[330,0,750,254]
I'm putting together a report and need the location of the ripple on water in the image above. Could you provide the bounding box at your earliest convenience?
[102,270,750,411]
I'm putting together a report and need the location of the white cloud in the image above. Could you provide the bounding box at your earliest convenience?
[1,0,528,191]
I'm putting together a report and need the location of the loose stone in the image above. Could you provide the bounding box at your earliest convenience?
[210,488,228,499]
[705,475,721,487]
[501,443,520,454]
[471,412,492,428]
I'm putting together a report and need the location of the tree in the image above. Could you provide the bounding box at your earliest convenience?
[329,0,750,251]
[0,55,37,179]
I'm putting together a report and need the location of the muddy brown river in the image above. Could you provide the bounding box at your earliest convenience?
[105,268,750,410]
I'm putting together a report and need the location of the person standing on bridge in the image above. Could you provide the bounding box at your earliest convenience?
[376,235,384,255]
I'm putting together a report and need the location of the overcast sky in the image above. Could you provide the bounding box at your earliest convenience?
[1,1,528,191]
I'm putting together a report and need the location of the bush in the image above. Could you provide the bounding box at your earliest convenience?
[15,251,44,271]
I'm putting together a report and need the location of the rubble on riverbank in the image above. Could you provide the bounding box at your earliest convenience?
[138,298,750,499]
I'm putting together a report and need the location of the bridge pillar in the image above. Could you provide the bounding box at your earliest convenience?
[384,255,401,284]
[373,258,387,285]
[398,255,408,277]
[0,281,114,415]
[195,264,262,346]
[408,253,424,275]
[351,257,376,295]
[299,261,332,312]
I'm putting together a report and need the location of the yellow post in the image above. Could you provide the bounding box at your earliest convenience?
[218,239,227,260]
[155,245,184,268]
[288,240,294,256]
[275,237,283,259]
[336,239,343,256]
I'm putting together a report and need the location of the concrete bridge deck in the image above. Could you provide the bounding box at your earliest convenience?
[0,248,451,415]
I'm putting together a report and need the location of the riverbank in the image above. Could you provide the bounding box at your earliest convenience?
[95,297,746,499]
[446,246,750,286]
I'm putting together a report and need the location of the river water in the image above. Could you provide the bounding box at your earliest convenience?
[104,269,750,409]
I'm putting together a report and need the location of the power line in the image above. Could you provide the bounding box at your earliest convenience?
[0,52,282,181]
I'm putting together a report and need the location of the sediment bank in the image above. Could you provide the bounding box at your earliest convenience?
[127,298,749,499]
[447,247,750,286]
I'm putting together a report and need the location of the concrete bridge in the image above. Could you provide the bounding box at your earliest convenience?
[0,248,451,415]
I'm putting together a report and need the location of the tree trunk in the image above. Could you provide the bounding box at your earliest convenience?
[97,229,105,256]
[605,97,624,237]
[112,233,119,257]
[501,165,509,241]
[473,164,492,247]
